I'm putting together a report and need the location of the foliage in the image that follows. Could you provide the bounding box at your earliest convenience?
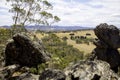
[42,33,84,69]
[75,37,94,45]
[70,36,75,40]
[37,63,46,74]
[29,63,46,74]
[29,67,38,74]
[70,34,94,45]
[11,24,27,35]
[62,36,68,41]
[0,28,12,44]
[0,28,12,61]
[6,0,60,28]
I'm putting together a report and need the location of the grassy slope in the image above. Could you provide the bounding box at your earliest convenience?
[56,30,96,55]
[36,30,96,55]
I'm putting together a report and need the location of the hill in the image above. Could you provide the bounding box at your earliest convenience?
[0,25,94,32]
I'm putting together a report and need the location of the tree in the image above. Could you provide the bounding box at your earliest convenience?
[6,0,60,29]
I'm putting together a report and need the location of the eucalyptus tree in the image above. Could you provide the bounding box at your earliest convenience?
[6,0,60,29]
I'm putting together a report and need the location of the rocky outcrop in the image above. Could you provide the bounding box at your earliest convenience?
[0,64,20,80]
[1,60,119,80]
[0,64,40,80]
[94,23,120,49]
[90,23,120,72]
[64,60,120,80]
[1,24,120,80]
[39,60,120,80]
[5,33,51,67]
[10,72,40,80]
[39,69,66,80]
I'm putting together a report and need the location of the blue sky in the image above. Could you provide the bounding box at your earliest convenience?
[0,0,120,27]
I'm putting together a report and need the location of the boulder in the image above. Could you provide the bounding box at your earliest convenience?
[94,23,120,49]
[5,33,51,67]
[64,60,120,80]
[39,69,66,80]
[90,23,120,72]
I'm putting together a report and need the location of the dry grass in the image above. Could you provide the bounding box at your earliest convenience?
[67,39,96,55]
[35,30,96,55]
[33,32,48,39]
[55,30,96,39]
[55,30,96,55]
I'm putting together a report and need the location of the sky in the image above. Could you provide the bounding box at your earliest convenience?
[0,0,120,27]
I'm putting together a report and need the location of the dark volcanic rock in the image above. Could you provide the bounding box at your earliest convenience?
[90,23,120,72]
[39,69,66,80]
[5,33,51,67]
[93,48,120,69]
[94,23,120,49]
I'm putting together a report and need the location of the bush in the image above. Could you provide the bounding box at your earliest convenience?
[0,28,12,61]
[75,37,94,45]
[70,36,75,40]
[0,28,12,42]
[76,39,83,44]
[29,67,38,74]
[37,63,46,74]
[11,25,27,35]
[62,36,68,41]
[42,33,84,69]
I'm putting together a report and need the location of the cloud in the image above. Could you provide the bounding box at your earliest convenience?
[47,0,120,27]
[0,0,120,27]
[0,0,12,26]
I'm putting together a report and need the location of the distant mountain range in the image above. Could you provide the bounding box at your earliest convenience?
[0,25,94,32]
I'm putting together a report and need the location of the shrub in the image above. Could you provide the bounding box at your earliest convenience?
[62,36,68,41]
[75,37,94,45]
[70,36,75,40]
[29,67,38,74]
[37,63,46,74]
[0,28,12,41]
[0,28,12,60]
[41,33,84,69]
[76,39,83,44]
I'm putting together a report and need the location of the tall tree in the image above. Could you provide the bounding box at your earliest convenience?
[6,0,60,28]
